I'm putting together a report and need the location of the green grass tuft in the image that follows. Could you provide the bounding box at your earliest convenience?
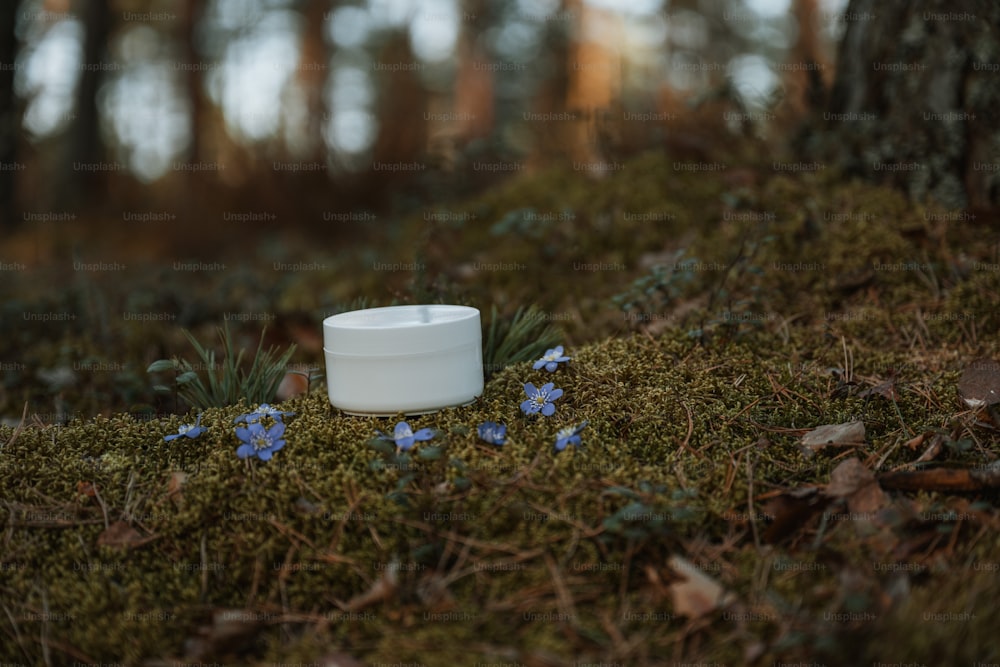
[482,304,563,380]
[147,322,296,410]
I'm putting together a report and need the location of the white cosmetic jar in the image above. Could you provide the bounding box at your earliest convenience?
[323,305,484,416]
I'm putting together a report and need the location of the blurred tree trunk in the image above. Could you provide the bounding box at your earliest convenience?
[0,0,18,228]
[822,0,1000,209]
[369,32,428,185]
[297,0,327,162]
[182,0,204,165]
[67,0,111,210]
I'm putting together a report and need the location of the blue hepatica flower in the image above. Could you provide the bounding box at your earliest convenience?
[377,421,435,451]
[477,421,507,446]
[235,420,287,461]
[164,414,206,442]
[520,382,563,417]
[533,345,571,372]
[554,420,589,452]
[234,403,295,424]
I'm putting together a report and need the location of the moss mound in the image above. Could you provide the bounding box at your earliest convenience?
[3,151,1000,665]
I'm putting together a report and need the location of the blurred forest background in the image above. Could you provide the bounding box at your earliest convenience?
[2,0,999,422]
[1,0,852,238]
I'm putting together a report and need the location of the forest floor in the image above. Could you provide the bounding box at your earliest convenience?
[2,148,1000,665]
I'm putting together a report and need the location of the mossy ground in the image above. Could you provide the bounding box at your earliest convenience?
[2,150,1000,665]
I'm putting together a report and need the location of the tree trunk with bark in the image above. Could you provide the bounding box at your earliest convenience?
[0,0,19,228]
[818,0,1000,210]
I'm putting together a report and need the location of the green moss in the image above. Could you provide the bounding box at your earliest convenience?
[5,151,1000,663]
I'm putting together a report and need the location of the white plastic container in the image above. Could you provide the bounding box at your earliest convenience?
[323,305,484,416]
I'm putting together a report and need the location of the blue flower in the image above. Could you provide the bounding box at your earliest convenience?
[164,414,206,441]
[478,421,507,446]
[377,421,435,451]
[520,382,563,417]
[235,420,287,460]
[533,345,571,372]
[554,420,589,452]
[234,403,295,424]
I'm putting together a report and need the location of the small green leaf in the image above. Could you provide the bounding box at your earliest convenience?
[146,359,177,373]
[387,491,410,507]
[602,515,623,531]
[417,446,444,461]
[176,371,199,384]
[601,486,639,500]
[367,438,395,454]
[152,385,172,393]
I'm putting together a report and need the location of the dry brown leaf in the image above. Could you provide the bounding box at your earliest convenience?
[958,358,1000,408]
[903,432,927,451]
[316,653,366,667]
[800,420,865,457]
[859,375,898,401]
[913,433,947,464]
[76,481,98,497]
[184,608,266,660]
[276,371,310,401]
[165,471,188,507]
[97,520,157,549]
[825,458,887,515]
[340,567,399,612]
[667,555,733,619]
[760,487,830,544]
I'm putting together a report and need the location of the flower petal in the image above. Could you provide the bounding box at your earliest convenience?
[185,426,207,438]
[547,387,563,401]
[235,426,252,443]
[163,433,181,442]
[524,382,538,396]
[257,449,273,461]
[520,399,536,414]
[533,360,546,370]
[397,436,415,451]
[236,444,255,459]
[541,403,556,417]
[412,428,434,441]
[267,421,286,439]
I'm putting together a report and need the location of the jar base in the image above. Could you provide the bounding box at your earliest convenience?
[334,399,476,418]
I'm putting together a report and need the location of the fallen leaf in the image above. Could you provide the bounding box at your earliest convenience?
[667,554,733,619]
[97,520,157,549]
[339,566,399,612]
[760,486,830,544]
[958,358,1000,408]
[276,371,310,401]
[76,481,98,497]
[800,420,865,457]
[903,432,926,451]
[184,608,266,660]
[825,458,887,515]
[164,471,188,508]
[913,433,947,464]
[859,374,898,401]
[316,653,366,667]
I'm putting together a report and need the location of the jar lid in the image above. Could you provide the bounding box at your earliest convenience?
[323,305,481,356]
